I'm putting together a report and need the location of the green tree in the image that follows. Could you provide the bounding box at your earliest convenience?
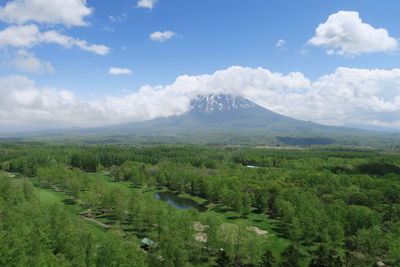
[309,245,343,267]
[216,249,232,267]
[96,233,146,267]
[259,249,276,267]
[279,245,302,267]
[204,214,222,255]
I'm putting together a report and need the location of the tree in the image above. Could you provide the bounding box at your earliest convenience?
[96,233,146,267]
[22,182,35,201]
[159,232,188,267]
[231,191,243,214]
[1,161,10,171]
[156,172,167,186]
[204,214,222,255]
[255,192,269,214]
[279,245,302,267]
[216,249,232,267]
[345,205,380,235]
[233,221,251,265]
[259,249,276,267]
[309,245,343,267]
[69,178,81,200]
[241,193,252,217]
[347,226,386,259]
[247,230,264,265]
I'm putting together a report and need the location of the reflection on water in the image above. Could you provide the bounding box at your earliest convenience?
[154,191,206,211]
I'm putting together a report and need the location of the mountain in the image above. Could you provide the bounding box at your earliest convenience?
[191,94,259,113]
[86,94,381,136]
[6,94,398,145]
[189,94,287,124]
[186,94,316,128]
[344,123,400,133]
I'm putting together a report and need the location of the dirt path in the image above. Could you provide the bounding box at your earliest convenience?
[80,215,112,229]
[194,233,207,243]
[247,226,268,235]
[193,221,208,231]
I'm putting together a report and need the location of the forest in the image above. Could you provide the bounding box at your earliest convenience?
[0,142,399,266]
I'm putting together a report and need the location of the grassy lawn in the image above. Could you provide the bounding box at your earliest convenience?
[32,184,82,214]
[99,176,134,194]
[15,177,108,240]
[178,192,208,205]
[198,204,291,259]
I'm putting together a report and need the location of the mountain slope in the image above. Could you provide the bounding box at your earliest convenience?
[96,94,379,136]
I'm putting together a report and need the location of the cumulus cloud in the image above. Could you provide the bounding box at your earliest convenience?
[150,31,177,42]
[10,49,54,73]
[0,75,94,132]
[2,66,400,132]
[0,0,92,27]
[301,68,400,125]
[137,0,156,9]
[0,24,110,55]
[109,67,133,75]
[308,11,398,56]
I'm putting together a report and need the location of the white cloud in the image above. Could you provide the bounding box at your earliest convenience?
[276,39,286,49]
[109,67,133,75]
[137,0,156,9]
[0,24,110,55]
[308,11,398,56]
[10,49,54,73]
[301,68,400,125]
[103,26,114,32]
[108,13,127,23]
[2,66,400,131]
[0,75,93,132]
[150,31,177,42]
[0,0,92,27]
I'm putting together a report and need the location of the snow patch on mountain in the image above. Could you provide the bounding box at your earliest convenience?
[191,94,257,113]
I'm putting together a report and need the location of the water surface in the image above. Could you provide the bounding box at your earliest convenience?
[154,191,206,211]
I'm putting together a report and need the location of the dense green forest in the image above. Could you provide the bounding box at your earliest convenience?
[1,143,399,266]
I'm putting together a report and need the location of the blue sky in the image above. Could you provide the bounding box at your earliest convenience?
[1,0,400,131]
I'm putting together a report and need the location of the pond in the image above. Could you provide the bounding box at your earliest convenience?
[154,191,206,211]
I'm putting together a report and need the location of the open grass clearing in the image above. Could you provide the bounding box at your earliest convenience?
[11,176,108,240]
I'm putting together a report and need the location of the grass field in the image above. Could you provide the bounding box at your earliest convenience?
[11,176,108,240]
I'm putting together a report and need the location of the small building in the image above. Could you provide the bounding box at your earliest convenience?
[141,238,157,250]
